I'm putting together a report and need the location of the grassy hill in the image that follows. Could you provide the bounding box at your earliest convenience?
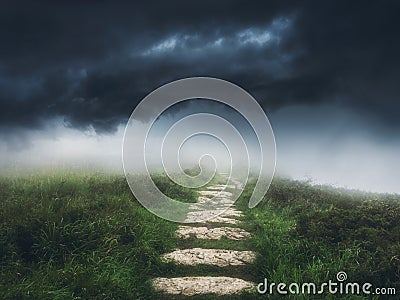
[236,178,400,298]
[0,173,399,299]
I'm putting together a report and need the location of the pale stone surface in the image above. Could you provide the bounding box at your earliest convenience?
[177,226,251,240]
[198,190,233,198]
[184,210,225,223]
[220,208,243,217]
[206,216,240,224]
[190,197,234,211]
[185,212,240,224]
[207,216,239,224]
[183,186,239,223]
[208,198,235,205]
[184,208,243,223]
[188,198,235,211]
[207,184,236,190]
[196,197,235,206]
[152,276,255,296]
[162,248,256,266]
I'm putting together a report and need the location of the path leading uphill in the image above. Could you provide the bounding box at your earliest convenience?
[151,182,257,297]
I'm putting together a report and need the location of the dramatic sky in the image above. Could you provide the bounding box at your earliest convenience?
[1,1,399,193]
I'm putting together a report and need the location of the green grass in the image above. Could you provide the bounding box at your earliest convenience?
[0,172,197,299]
[1,172,399,299]
[236,177,400,299]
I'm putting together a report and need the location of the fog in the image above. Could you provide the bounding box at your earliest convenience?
[1,103,399,194]
[272,104,400,193]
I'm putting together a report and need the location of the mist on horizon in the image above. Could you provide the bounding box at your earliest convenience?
[1,100,399,195]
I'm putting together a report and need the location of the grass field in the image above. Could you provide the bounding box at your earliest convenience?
[236,178,400,299]
[0,172,195,299]
[1,172,399,299]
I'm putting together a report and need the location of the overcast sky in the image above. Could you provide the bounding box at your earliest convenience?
[1,1,399,193]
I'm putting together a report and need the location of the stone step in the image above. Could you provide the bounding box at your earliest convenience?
[198,190,233,198]
[195,197,235,205]
[187,215,240,224]
[177,225,251,240]
[187,204,234,212]
[162,248,256,266]
[185,213,240,224]
[207,184,236,190]
[189,201,234,211]
[188,208,243,217]
[184,208,243,223]
[206,216,239,224]
[152,276,255,296]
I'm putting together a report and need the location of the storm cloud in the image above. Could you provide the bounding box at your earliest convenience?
[1,0,399,136]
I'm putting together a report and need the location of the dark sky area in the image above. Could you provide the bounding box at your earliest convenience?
[0,1,399,192]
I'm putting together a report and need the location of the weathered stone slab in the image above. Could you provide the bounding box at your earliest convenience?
[207,184,236,190]
[162,248,256,266]
[177,226,251,240]
[185,213,240,224]
[198,190,233,198]
[184,207,243,223]
[152,276,255,296]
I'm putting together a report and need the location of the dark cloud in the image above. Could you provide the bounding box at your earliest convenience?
[0,0,399,136]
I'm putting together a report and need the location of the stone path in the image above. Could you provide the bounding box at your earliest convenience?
[151,182,256,297]
[176,225,251,240]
